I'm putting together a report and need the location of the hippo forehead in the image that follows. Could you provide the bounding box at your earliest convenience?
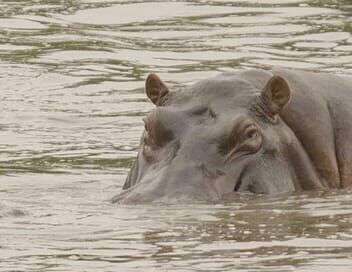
[164,76,260,115]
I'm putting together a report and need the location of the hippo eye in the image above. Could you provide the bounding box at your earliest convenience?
[245,128,258,140]
[143,119,154,146]
[142,115,173,148]
[240,125,262,154]
[144,130,152,146]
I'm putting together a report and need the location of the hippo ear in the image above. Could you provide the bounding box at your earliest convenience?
[261,75,291,116]
[145,73,169,105]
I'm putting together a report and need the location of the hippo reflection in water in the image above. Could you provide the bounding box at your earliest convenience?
[113,69,352,204]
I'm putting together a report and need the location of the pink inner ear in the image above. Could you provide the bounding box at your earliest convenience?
[145,73,169,105]
[146,74,161,90]
[263,75,291,111]
[146,74,162,104]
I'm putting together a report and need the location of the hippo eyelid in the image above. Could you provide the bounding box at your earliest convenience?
[221,119,262,161]
[243,124,259,139]
[229,119,255,141]
[142,114,174,148]
[209,108,217,119]
[190,105,208,115]
[143,116,153,130]
[188,105,217,119]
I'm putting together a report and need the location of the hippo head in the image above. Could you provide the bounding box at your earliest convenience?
[115,71,322,204]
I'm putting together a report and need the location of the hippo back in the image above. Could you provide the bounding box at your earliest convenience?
[270,69,352,188]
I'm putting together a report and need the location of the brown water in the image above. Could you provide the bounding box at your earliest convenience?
[0,0,352,271]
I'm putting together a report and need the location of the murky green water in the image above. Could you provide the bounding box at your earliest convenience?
[0,0,351,271]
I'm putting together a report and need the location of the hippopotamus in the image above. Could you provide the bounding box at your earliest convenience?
[114,68,352,204]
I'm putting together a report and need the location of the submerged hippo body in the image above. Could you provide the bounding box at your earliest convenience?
[115,69,352,204]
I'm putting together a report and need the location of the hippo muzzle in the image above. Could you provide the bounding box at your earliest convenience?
[113,160,222,204]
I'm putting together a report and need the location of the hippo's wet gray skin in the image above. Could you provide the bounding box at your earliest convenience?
[114,69,352,204]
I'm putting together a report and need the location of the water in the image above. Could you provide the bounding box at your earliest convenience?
[0,0,351,271]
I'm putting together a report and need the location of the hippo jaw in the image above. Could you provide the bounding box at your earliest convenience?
[114,73,323,204]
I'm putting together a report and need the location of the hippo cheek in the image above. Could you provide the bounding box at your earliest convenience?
[235,159,297,194]
[212,158,251,195]
[213,154,298,195]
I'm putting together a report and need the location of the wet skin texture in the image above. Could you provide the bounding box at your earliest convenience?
[114,69,352,204]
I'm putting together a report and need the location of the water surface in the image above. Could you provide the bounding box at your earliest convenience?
[0,0,351,271]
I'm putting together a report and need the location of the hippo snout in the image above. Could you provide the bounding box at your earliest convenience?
[114,162,222,204]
